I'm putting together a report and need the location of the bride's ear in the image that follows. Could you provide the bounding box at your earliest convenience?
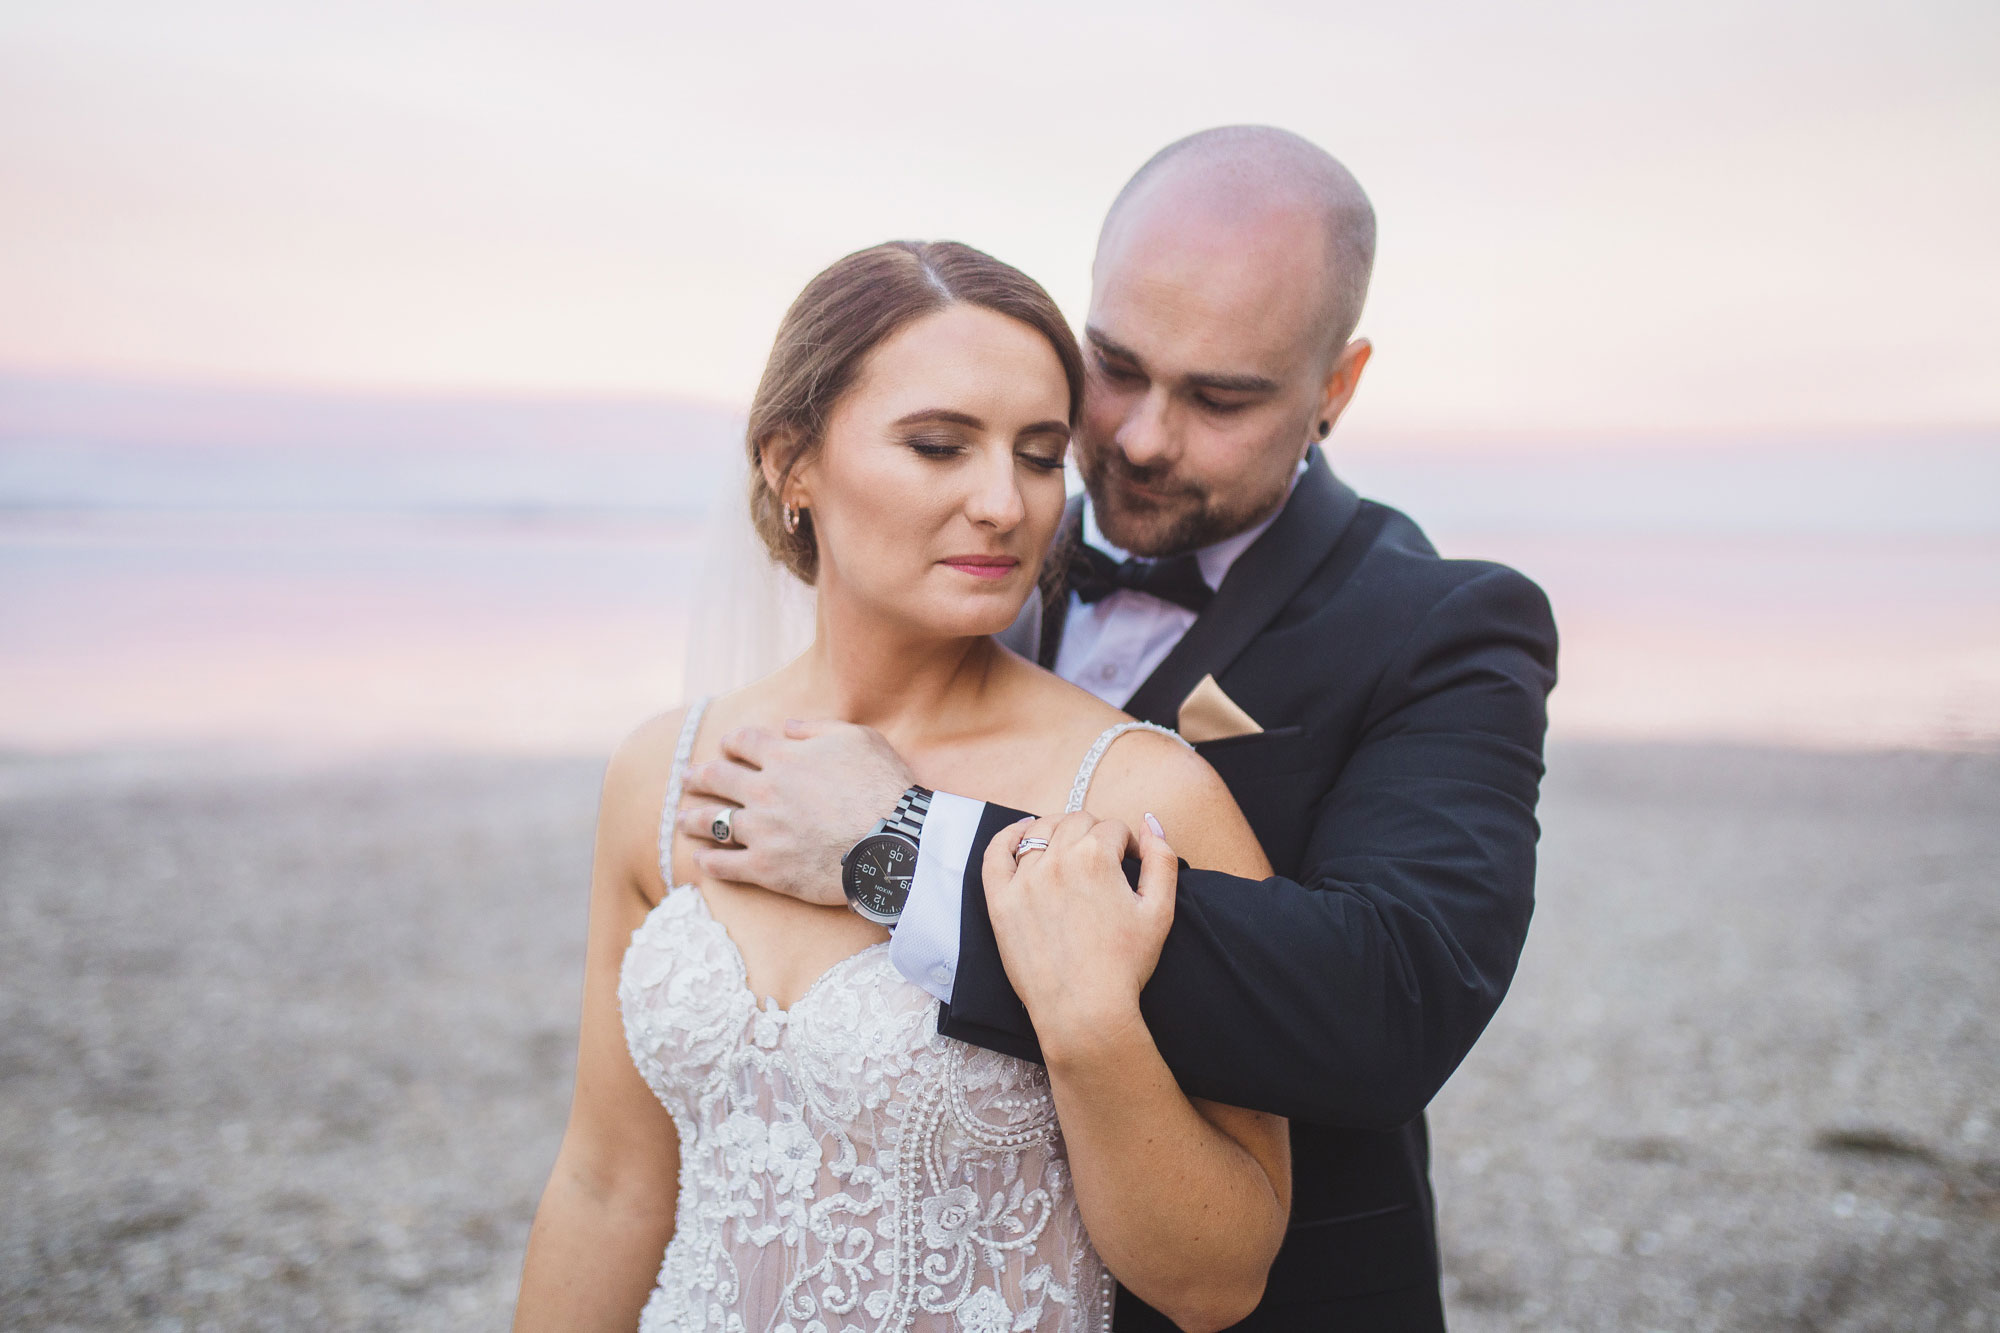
[757,430,812,507]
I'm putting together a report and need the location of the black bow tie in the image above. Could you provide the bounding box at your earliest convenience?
[1068,541,1214,614]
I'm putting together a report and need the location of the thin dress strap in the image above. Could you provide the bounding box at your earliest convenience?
[657,697,711,889]
[1065,720,1188,814]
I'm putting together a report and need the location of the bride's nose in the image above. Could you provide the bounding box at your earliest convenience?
[963,448,1026,531]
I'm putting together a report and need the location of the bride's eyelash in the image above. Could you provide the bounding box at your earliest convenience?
[905,436,1064,471]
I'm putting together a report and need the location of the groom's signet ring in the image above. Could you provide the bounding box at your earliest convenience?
[709,807,738,846]
[1013,836,1050,862]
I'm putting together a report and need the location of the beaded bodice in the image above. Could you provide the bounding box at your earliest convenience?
[618,700,1181,1333]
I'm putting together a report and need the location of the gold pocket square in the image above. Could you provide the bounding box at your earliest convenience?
[1177,674,1264,743]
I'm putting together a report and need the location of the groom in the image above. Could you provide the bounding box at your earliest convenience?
[681,126,1556,1329]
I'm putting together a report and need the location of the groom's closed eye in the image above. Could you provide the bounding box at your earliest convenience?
[1089,328,1276,413]
[1183,371,1279,416]
[1093,352,1143,385]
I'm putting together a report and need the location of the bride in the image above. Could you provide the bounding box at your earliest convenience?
[513,241,1287,1333]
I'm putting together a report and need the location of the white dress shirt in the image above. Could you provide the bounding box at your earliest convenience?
[887,468,1300,1003]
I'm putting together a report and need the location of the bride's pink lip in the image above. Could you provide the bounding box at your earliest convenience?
[941,556,1019,580]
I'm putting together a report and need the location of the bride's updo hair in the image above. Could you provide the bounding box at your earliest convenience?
[747,240,1084,584]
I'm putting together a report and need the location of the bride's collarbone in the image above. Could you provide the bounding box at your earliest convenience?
[918,733,1166,825]
[912,715,1138,814]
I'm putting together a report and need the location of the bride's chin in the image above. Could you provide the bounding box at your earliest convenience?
[906,593,1033,641]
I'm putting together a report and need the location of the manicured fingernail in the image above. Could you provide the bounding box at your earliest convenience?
[1014,815,1036,826]
[1144,813,1165,839]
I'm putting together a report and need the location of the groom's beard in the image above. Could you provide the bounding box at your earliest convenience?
[1080,448,1290,559]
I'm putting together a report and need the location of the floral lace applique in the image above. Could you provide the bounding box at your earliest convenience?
[619,886,1111,1333]
[614,700,1163,1332]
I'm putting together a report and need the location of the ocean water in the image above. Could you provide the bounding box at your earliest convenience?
[2,377,1995,755]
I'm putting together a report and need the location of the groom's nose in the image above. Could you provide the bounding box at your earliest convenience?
[1113,386,1177,471]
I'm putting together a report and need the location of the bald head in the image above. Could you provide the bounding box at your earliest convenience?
[1075,127,1378,557]
[1099,126,1376,354]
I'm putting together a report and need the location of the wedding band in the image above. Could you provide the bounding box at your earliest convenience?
[710,808,737,845]
[1013,837,1050,861]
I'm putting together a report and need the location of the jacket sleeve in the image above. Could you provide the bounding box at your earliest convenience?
[938,566,1558,1128]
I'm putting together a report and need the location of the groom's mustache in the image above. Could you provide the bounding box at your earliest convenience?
[1087,452,1204,506]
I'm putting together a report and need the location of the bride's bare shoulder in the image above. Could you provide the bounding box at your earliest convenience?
[1067,714,1273,884]
[597,705,694,842]
[1080,721,1220,808]
[609,705,691,781]
[598,685,777,833]
[1092,735,1269,880]
[995,655,1259,864]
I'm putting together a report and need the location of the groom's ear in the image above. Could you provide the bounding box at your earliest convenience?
[1313,338,1372,440]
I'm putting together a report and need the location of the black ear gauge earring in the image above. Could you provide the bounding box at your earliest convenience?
[1317,420,1332,439]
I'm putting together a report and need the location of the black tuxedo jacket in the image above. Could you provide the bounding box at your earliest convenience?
[936,449,1558,1330]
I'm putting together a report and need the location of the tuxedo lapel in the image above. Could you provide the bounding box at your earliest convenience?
[1122,448,1362,727]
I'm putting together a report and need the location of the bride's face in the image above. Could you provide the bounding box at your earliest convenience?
[789,303,1071,638]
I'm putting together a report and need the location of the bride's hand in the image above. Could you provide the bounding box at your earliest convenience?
[681,719,915,907]
[981,811,1181,1062]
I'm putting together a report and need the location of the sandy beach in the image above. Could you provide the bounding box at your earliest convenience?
[1,741,1994,1331]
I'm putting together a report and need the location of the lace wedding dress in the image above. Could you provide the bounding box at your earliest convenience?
[619,698,1181,1333]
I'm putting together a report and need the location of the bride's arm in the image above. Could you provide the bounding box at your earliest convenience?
[982,735,1289,1333]
[514,718,684,1331]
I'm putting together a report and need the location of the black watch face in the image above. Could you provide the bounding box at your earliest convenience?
[844,832,917,924]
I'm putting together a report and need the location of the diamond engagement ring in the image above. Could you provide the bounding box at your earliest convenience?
[1013,836,1050,861]
[710,807,737,845]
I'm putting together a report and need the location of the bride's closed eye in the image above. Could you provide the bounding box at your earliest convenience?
[905,435,963,460]
[903,436,1066,472]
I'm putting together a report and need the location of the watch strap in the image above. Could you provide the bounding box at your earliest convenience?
[881,785,932,840]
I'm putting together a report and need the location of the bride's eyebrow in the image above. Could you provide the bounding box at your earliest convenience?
[892,408,984,430]
[892,408,1067,441]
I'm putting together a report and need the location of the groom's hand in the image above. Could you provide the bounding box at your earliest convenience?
[679,718,915,908]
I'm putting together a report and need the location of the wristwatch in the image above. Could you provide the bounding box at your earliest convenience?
[840,785,933,925]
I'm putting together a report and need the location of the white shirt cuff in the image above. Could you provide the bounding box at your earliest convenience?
[887,791,984,1003]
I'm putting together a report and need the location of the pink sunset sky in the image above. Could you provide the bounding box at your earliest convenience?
[2,1,1996,756]
[2,0,1996,437]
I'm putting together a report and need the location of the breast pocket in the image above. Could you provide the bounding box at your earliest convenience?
[1191,726,1325,866]
[1193,725,1318,779]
